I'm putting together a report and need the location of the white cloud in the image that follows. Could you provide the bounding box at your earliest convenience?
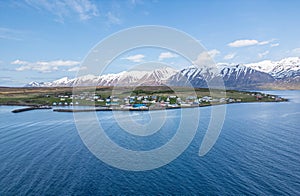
[123,54,145,63]
[270,43,280,47]
[193,52,215,67]
[158,52,178,61]
[292,48,300,53]
[207,49,220,58]
[258,50,270,58]
[224,53,236,60]
[13,59,80,73]
[288,48,300,56]
[106,12,121,25]
[192,49,220,66]
[66,0,99,20]
[257,40,271,45]
[67,66,87,72]
[25,0,99,22]
[190,49,220,68]
[11,60,28,65]
[0,27,24,41]
[228,39,273,47]
[228,39,258,47]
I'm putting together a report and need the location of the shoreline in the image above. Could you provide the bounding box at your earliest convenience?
[6,100,288,113]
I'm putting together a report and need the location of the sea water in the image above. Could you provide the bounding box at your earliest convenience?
[0,91,299,195]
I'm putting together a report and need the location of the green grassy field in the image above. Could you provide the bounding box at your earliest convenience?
[0,86,287,106]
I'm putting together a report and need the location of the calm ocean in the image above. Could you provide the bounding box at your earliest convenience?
[0,91,299,195]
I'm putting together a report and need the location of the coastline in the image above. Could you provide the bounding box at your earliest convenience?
[7,99,288,113]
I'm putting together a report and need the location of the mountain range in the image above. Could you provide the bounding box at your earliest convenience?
[26,57,300,89]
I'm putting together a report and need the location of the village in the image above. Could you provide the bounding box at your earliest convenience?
[51,91,284,110]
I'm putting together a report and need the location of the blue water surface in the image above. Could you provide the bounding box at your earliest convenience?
[0,91,299,195]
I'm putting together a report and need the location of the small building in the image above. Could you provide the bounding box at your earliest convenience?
[112,98,119,102]
[133,103,146,108]
[256,94,263,100]
[228,98,235,103]
[219,98,226,103]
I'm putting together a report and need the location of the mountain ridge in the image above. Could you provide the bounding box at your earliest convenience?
[25,57,300,89]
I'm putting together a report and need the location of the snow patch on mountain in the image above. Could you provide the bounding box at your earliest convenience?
[25,58,300,88]
[26,67,178,87]
[245,57,300,80]
[244,60,276,73]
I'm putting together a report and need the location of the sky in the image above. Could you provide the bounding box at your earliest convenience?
[1,0,300,86]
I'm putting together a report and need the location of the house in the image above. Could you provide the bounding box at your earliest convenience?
[219,98,226,103]
[129,97,135,103]
[112,97,119,102]
[142,100,150,104]
[186,96,197,103]
[256,94,263,100]
[201,96,212,102]
[228,98,235,103]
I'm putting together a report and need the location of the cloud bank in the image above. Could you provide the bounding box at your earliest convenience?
[13,59,80,73]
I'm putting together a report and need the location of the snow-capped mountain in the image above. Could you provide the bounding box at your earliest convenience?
[244,60,277,73]
[27,67,178,87]
[25,58,300,89]
[167,65,220,87]
[167,64,273,88]
[98,67,178,86]
[219,64,275,87]
[245,57,300,81]
[25,65,271,88]
[25,81,48,87]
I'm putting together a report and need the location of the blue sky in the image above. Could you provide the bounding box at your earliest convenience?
[1,0,300,86]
